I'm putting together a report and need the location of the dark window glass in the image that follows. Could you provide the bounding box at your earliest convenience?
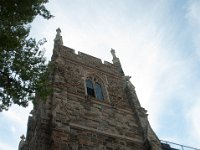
[86,79,95,97]
[95,83,104,100]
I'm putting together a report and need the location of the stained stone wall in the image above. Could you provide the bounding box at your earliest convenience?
[19,30,162,150]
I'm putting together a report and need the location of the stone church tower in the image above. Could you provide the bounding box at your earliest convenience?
[19,28,162,150]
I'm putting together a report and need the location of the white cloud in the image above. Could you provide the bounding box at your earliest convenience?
[2,105,32,126]
[186,0,200,59]
[0,141,15,150]
[0,105,32,150]
[186,0,200,25]
[187,99,200,147]
[184,2,200,146]
[11,126,16,134]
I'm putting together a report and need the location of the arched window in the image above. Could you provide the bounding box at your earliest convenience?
[86,77,104,100]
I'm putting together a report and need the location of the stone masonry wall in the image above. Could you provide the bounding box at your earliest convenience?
[49,45,145,149]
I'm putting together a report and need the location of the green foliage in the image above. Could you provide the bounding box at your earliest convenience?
[0,0,53,111]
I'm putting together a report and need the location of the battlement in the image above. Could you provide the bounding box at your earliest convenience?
[78,51,102,64]
[62,45,75,54]
[52,45,121,76]
[60,45,111,65]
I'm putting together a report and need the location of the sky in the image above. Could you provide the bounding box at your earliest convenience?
[1,0,200,149]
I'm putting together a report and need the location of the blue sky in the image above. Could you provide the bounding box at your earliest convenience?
[1,0,200,149]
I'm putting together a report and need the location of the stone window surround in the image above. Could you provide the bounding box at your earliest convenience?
[83,73,110,103]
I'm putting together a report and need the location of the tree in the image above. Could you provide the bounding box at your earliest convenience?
[0,0,53,111]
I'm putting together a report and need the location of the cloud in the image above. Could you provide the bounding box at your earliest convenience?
[183,2,200,147]
[11,126,16,134]
[186,0,200,59]
[0,141,15,150]
[186,96,200,147]
[186,0,200,25]
[2,105,32,126]
[0,105,32,150]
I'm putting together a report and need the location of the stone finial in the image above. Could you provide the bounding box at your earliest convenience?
[111,48,117,59]
[110,48,120,63]
[56,28,61,36]
[124,75,131,81]
[18,135,26,150]
[110,48,124,75]
[20,134,25,140]
[54,27,63,47]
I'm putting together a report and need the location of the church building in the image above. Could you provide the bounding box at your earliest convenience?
[19,28,166,150]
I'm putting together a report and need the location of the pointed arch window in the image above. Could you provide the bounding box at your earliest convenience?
[86,77,104,100]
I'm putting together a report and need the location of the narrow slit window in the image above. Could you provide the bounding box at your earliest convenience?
[86,79,95,97]
[95,83,104,100]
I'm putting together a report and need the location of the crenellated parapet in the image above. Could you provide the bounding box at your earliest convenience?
[52,45,123,77]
